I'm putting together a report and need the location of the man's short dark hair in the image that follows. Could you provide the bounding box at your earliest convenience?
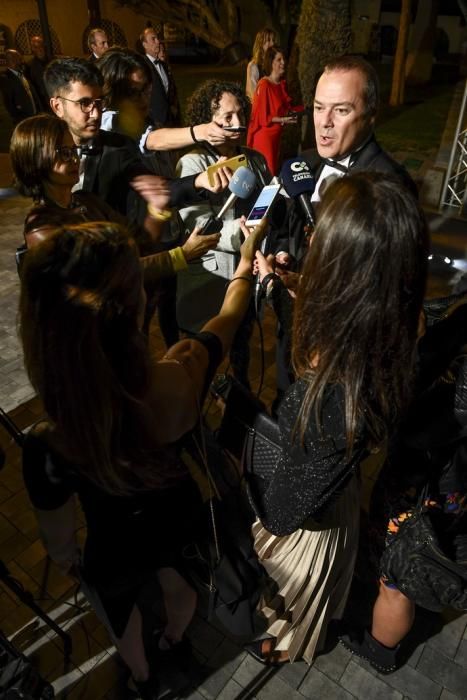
[186,79,251,126]
[320,55,379,117]
[97,48,151,108]
[44,57,104,97]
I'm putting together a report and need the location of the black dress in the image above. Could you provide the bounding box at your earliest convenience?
[253,378,367,663]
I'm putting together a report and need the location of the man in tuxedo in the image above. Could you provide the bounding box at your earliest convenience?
[26,35,50,112]
[45,57,223,220]
[45,57,178,222]
[87,28,109,62]
[272,55,417,407]
[2,49,39,124]
[140,28,179,126]
[282,55,417,263]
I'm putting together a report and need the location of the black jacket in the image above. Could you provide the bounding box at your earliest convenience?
[1,69,39,124]
[143,55,170,126]
[25,56,50,112]
[79,129,203,222]
[275,137,418,261]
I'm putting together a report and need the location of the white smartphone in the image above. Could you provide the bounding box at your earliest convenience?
[245,184,281,227]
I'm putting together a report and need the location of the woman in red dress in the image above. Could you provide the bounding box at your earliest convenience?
[247,46,297,175]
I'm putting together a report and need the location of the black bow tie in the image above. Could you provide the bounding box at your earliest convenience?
[320,158,349,174]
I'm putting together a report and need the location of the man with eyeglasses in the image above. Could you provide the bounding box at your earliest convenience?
[44,57,216,222]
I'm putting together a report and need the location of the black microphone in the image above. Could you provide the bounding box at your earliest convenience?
[199,166,257,235]
[279,158,316,227]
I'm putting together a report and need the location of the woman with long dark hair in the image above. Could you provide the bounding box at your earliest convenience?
[247,173,429,665]
[20,219,265,698]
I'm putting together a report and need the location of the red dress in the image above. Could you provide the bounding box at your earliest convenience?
[247,78,292,175]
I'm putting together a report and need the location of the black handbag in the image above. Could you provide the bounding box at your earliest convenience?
[211,374,282,517]
[185,418,269,637]
[380,487,467,612]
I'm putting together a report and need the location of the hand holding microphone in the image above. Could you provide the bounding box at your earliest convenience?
[199,166,257,235]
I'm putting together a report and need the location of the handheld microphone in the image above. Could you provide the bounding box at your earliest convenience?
[199,165,257,235]
[279,158,316,227]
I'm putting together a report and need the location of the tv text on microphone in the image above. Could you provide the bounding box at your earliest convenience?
[199,166,257,235]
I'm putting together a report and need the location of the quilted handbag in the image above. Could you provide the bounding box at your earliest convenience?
[211,374,281,517]
[380,489,467,612]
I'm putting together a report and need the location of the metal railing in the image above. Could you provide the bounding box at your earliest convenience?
[440,79,467,216]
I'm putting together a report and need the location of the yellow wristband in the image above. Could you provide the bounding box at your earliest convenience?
[168,246,188,271]
[147,203,172,221]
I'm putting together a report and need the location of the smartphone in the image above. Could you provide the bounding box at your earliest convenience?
[245,184,281,227]
[206,153,248,187]
[223,125,247,132]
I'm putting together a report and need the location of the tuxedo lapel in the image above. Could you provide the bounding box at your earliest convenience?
[82,148,103,192]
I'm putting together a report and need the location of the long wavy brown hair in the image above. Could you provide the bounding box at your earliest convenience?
[251,27,276,72]
[20,222,180,495]
[292,173,429,452]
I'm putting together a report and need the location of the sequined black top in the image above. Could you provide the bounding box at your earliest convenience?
[260,378,367,536]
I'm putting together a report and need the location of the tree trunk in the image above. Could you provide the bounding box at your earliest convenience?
[224,0,238,41]
[293,0,351,148]
[405,0,438,85]
[389,0,411,107]
[296,0,351,107]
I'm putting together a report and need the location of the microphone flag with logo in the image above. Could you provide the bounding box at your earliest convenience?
[279,158,315,227]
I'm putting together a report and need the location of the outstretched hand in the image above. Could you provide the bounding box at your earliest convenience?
[182,227,220,261]
[239,216,268,265]
[254,250,275,282]
[130,174,171,210]
[195,156,232,193]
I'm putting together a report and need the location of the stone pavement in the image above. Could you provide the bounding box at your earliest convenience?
[0,189,35,413]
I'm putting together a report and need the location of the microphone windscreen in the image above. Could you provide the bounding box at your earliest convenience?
[228,166,257,199]
[280,158,315,198]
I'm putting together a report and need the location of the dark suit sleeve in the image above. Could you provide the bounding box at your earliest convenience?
[169,174,205,208]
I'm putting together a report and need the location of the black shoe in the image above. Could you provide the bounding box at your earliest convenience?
[339,628,398,674]
[244,637,289,666]
[127,675,160,700]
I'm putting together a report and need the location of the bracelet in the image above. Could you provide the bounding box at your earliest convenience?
[168,246,188,271]
[189,125,199,143]
[147,203,172,221]
[226,275,254,288]
[261,272,280,291]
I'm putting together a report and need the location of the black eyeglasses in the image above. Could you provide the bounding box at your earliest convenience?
[55,146,80,162]
[56,96,108,113]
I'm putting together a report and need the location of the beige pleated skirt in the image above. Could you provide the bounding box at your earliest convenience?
[252,475,360,664]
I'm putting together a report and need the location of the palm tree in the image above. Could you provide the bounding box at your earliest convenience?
[297,0,351,108]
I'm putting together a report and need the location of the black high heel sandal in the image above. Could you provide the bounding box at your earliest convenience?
[244,637,290,666]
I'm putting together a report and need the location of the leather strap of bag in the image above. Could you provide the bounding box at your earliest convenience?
[172,358,222,564]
